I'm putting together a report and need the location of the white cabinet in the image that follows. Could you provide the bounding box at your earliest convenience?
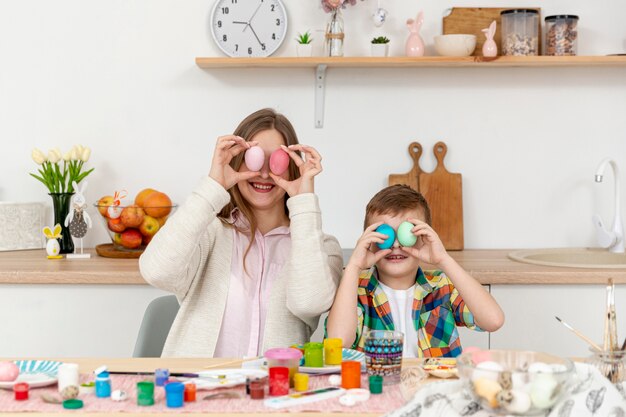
[490,285,626,358]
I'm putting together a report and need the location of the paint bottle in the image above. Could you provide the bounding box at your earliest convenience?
[164,382,185,408]
[95,371,111,398]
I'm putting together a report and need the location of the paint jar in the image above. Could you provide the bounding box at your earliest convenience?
[269,367,290,396]
[164,382,185,408]
[14,382,29,400]
[137,381,155,406]
[341,361,361,389]
[184,383,196,402]
[249,378,266,399]
[265,348,302,387]
[369,375,383,394]
[500,9,539,56]
[95,371,111,398]
[324,338,343,365]
[155,368,169,386]
[57,363,79,393]
[364,330,403,385]
[294,373,309,392]
[304,342,324,367]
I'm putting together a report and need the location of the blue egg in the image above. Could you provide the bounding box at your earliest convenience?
[376,224,395,249]
[397,221,417,247]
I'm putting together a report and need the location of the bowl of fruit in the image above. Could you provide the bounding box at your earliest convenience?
[94,188,177,257]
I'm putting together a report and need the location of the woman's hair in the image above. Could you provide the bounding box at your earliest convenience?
[218,108,301,265]
[364,184,432,229]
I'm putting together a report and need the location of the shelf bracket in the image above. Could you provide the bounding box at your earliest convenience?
[314,64,327,129]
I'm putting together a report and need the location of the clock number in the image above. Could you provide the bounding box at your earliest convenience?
[217,20,222,28]
[223,34,227,42]
[248,47,253,55]
[235,44,239,51]
[276,18,280,26]
[272,33,276,40]
[221,7,229,14]
[261,43,266,51]
[271,5,275,11]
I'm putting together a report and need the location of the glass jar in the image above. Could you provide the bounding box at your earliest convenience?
[588,348,626,384]
[500,9,539,56]
[545,15,579,56]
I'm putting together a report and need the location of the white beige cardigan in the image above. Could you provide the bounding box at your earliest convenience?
[139,176,343,357]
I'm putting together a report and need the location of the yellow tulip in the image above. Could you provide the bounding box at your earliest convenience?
[31,148,47,165]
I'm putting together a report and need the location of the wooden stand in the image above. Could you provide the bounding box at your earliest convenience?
[95,243,143,259]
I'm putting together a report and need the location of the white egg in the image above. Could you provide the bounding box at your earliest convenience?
[505,390,532,414]
[472,361,504,382]
[328,374,341,387]
[511,371,531,391]
[530,374,558,409]
[528,362,553,374]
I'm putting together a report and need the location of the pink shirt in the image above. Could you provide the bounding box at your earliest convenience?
[213,210,291,358]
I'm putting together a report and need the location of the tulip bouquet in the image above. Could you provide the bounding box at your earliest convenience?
[321,0,362,13]
[30,145,94,193]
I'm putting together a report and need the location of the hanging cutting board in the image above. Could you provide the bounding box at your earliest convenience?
[418,142,464,250]
[442,7,542,56]
[388,142,422,191]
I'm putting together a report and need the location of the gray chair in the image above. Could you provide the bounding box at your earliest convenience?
[133,295,179,357]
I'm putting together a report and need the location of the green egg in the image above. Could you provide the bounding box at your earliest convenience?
[397,221,417,247]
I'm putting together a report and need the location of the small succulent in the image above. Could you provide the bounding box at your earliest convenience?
[296,31,313,45]
[371,36,390,44]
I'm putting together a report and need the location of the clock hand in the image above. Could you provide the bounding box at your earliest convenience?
[243,1,263,32]
[232,21,248,25]
[248,23,264,47]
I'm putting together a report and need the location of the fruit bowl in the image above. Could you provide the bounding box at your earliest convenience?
[94,189,177,252]
[456,350,574,416]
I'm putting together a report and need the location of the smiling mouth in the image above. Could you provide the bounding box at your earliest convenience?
[249,182,275,193]
[385,254,408,261]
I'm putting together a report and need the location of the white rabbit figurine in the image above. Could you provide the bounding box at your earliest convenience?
[64,181,92,259]
[482,20,497,57]
[43,224,63,259]
[405,11,425,57]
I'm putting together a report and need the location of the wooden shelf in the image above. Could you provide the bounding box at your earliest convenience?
[195,55,626,69]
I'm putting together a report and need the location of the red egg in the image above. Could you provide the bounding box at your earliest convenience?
[269,149,290,176]
[244,146,265,172]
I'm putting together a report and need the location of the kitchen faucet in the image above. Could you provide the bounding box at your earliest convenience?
[593,158,625,253]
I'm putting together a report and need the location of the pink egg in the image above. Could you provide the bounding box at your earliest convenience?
[0,361,19,382]
[269,149,290,176]
[244,146,265,172]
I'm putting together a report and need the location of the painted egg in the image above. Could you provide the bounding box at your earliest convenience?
[496,389,514,406]
[61,385,79,400]
[269,149,290,176]
[111,389,128,402]
[472,361,504,382]
[529,374,558,409]
[244,146,265,172]
[375,224,395,249]
[497,371,513,390]
[0,361,19,382]
[397,221,417,247]
[473,378,502,408]
[505,390,532,414]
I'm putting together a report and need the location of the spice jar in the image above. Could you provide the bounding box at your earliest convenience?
[545,15,579,56]
[500,9,539,56]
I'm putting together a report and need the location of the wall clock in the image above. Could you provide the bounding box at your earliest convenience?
[210,0,288,58]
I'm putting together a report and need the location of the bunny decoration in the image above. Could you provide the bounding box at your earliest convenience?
[43,224,63,259]
[64,181,92,259]
[482,20,497,57]
[405,11,425,57]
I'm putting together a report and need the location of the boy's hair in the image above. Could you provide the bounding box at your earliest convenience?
[364,184,432,229]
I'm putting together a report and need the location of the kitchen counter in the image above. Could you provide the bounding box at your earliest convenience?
[1,249,625,285]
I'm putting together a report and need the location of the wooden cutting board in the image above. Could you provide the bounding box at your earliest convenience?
[443,7,542,56]
[388,142,422,191]
[418,142,464,250]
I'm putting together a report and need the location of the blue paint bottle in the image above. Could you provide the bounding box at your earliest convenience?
[95,371,111,398]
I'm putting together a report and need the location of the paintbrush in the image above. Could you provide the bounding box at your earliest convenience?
[607,279,618,351]
[203,356,263,369]
[555,316,603,351]
[108,371,211,378]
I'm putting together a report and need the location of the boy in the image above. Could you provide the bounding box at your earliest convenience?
[327,185,504,357]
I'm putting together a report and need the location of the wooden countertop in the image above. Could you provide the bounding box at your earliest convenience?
[1,249,625,285]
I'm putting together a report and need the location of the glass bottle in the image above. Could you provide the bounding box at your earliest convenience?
[325,8,344,57]
[588,348,626,384]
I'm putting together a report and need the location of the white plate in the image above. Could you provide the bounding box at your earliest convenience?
[0,360,62,389]
[180,368,268,390]
[299,348,365,374]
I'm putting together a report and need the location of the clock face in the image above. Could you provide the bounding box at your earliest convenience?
[210,0,288,58]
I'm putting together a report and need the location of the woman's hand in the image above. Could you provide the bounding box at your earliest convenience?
[402,219,451,267]
[269,144,322,196]
[346,222,392,271]
[208,135,259,190]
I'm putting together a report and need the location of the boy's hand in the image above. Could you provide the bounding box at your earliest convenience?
[347,222,392,270]
[402,219,450,267]
[270,144,322,196]
[208,135,260,190]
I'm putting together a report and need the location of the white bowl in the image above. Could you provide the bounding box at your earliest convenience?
[434,34,476,57]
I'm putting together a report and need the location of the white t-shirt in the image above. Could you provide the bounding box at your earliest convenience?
[378,282,419,358]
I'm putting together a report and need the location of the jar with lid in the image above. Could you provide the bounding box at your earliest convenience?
[545,15,579,56]
[500,9,539,56]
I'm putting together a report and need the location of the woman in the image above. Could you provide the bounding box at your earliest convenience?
[140,108,343,357]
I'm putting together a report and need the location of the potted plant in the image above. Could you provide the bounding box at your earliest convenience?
[371,36,390,57]
[296,31,314,57]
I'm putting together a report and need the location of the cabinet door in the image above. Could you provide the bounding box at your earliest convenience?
[490,285,626,358]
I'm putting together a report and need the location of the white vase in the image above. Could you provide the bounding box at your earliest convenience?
[297,43,313,57]
[371,43,389,57]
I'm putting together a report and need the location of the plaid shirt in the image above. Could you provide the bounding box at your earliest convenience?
[352,266,481,358]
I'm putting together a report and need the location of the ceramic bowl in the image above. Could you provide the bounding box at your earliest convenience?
[456,350,574,416]
[434,34,476,57]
